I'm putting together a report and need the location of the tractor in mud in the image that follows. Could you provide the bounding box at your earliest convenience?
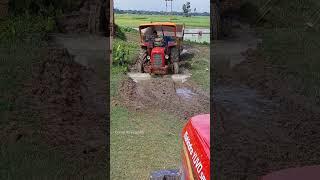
[136,22,185,75]
[150,114,210,180]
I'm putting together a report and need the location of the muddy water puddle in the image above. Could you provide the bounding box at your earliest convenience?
[176,88,198,101]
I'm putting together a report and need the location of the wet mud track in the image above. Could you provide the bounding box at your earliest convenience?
[119,77,209,119]
[120,42,210,119]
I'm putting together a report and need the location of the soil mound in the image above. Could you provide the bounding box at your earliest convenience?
[119,77,209,119]
[31,47,107,161]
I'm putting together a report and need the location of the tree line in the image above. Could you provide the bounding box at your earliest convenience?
[114,9,209,16]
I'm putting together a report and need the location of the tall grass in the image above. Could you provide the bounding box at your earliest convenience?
[0,14,55,46]
[242,0,320,101]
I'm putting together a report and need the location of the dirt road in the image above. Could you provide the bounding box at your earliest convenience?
[213,22,320,179]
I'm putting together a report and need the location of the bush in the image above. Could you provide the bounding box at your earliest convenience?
[9,0,83,15]
[0,14,56,45]
[113,43,130,66]
[112,38,140,67]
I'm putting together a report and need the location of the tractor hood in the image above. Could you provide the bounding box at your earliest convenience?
[181,114,210,180]
[260,165,320,180]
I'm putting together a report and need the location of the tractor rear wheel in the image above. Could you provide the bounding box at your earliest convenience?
[173,62,179,74]
[171,47,179,62]
[137,48,147,72]
[171,47,180,74]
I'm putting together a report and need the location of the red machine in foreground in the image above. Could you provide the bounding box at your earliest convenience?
[181,114,210,180]
[150,114,210,180]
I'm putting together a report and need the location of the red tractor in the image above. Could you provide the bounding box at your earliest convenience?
[136,22,185,75]
[150,114,210,180]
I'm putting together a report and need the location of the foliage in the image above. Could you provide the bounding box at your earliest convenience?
[119,26,138,33]
[9,0,82,15]
[182,1,191,17]
[114,24,138,40]
[113,44,130,66]
[112,38,139,67]
[0,14,55,45]
[243,0,320,100]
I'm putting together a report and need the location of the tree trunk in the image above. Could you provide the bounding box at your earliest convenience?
[108,0,113,65]
[212,0,222,40]
[0,0,8,18]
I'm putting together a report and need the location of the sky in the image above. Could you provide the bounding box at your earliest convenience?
[114,0,210,13]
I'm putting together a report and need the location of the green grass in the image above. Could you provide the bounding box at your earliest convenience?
[258,28,320,98]
[111,31,140,98]
[110,106,185,180]
[241,0,320,101]
[115,14,210,28]
[188,44,210,91]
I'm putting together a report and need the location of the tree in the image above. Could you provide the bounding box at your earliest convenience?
[182,1,191,17]
[212,0,221,40]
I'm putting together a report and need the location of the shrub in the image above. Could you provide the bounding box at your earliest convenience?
[0,14,56,45]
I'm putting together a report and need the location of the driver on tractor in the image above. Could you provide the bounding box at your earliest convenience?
[151,30,164,47]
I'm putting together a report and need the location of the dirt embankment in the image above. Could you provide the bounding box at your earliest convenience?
[30,48,107,166]
[213,24,320,179]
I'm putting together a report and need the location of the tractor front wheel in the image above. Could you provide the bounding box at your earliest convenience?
[137,49,147,72]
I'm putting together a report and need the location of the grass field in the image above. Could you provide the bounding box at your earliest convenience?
[242,0,320,100]
[115,14,210,28]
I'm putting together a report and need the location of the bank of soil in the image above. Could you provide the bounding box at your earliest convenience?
[2,37,108,177]
[31,47,107,155]
[119,77,209,119]
[213,22,320,179]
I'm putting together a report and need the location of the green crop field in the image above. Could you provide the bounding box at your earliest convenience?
[115,14,210,28]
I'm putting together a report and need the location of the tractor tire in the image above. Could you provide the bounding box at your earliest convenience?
[171,47,179,62]
[137,48,147,73]
[171,47,180,74]
[173,62,179,74]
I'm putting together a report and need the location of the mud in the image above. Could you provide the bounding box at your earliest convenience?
[119,77,209,119]
[213,22,320,179]
[29,47,107,168]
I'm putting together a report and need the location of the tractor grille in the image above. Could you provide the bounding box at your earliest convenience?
[153,54,162,67]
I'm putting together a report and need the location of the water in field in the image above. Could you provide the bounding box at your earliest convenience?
[184,28,210,43]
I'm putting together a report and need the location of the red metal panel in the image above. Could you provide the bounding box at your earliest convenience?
[181,114,210,180]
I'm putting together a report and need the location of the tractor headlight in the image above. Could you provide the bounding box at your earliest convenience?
[165,55,169,59]
[147,56,151,60]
